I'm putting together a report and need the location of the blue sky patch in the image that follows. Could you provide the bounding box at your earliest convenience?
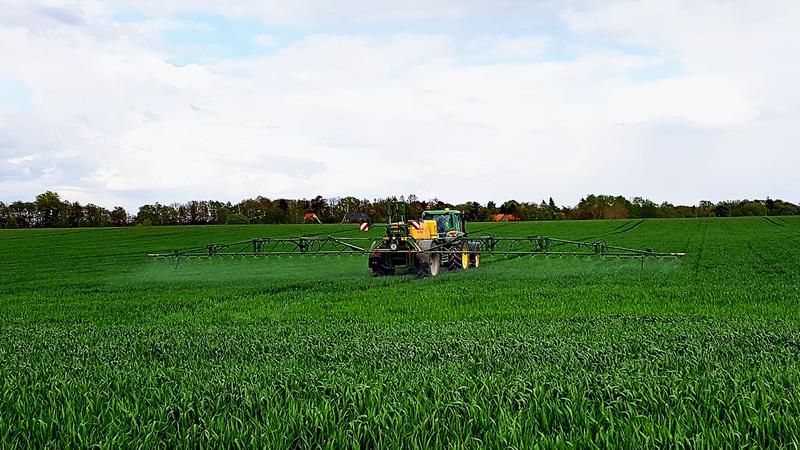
[162,13,300,64]
[0,78,33,111]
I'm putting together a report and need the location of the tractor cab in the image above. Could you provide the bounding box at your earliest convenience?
[421,209,466,237]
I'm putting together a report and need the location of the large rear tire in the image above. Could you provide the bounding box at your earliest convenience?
[447,244,469,270]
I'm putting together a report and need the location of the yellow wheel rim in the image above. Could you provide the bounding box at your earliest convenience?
[462,248,469,269]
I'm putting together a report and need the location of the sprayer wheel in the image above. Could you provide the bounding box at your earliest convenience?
[447,244,469,270]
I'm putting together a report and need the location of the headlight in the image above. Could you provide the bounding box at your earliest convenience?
[390,243,398,251]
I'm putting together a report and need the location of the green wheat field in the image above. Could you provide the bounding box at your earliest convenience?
[2,217,800,448]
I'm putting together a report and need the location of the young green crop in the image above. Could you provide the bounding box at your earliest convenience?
[1,217,799,447]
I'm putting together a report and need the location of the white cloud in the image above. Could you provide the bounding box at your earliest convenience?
[252,34,280,48]
[460,36,550,61]
[6,155,35,164]
[1,0,799,210]
[561,0,800,107]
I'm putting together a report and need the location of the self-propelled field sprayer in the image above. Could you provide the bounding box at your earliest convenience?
[148,201,685,277]
[367,202,483,276]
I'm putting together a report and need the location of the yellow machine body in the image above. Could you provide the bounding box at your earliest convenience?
[408,220,438,240]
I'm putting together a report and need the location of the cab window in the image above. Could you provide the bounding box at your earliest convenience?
[435,215,451,232]
[422,213,451,232]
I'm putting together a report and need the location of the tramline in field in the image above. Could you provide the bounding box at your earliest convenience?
[149,202,685,276]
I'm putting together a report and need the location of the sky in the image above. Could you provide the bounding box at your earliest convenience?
[1,0,798,211]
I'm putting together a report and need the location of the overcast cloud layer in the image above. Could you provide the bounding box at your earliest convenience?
[1,0,798,210]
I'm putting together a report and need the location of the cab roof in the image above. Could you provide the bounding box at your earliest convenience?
[423,209,461,215]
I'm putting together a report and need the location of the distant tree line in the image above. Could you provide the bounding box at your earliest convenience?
[0,191,798,229]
